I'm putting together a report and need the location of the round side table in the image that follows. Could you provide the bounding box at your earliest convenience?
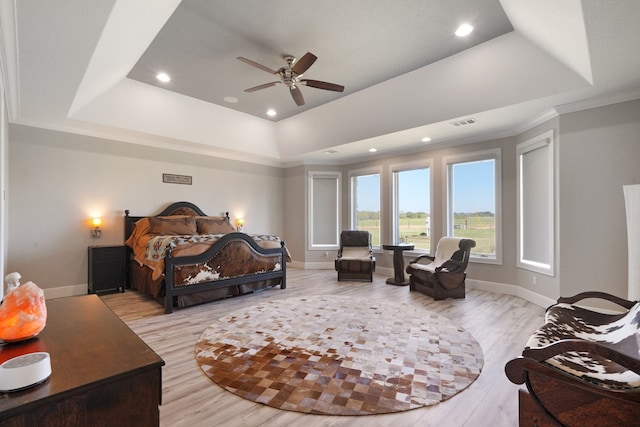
[382,244,414,286]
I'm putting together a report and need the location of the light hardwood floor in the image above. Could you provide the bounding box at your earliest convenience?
[101,268,545,427]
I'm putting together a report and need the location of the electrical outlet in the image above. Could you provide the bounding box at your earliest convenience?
[532,275,537,285]
[324,251,329,258]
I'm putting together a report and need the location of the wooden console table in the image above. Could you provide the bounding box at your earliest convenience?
[0,294,164,426]
[382,243,415,286]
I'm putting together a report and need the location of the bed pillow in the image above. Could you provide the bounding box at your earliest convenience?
[148,216,197,235]
[125,217,152,249]
[196,216,236,234]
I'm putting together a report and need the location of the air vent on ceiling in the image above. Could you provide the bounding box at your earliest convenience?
[450,118,478,127]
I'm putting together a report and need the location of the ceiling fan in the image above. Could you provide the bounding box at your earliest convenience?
[237,52,344,106]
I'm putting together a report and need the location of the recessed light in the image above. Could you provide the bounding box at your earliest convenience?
[369,148,377,153]
[455,23,473,37]
[421,137,432,142]
[266,109,277,117]
[223,96,238,103]
[156,72,170,83]
[323,150,337,154]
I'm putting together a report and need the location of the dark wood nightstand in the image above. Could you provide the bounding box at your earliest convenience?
[88,245,126,294]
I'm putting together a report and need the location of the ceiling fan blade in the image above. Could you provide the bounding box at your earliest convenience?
[290,86,305,106]
[237,57,277,74]
[291,52,317,75]
[301,79,345,92]
[244,82,280,92]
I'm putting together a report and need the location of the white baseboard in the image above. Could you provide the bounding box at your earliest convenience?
[289,262,395,280]
[468,279,555,308]
[44,283,87,299]
[289,261,334,269]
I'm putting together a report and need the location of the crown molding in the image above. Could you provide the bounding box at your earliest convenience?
[555,87,640,115]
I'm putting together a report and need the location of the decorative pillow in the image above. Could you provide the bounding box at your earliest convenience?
[340,247,371,259]
[148,216,197,235]
[196,216,236,234]
[125,217,151,249]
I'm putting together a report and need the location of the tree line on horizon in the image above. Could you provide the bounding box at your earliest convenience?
[357,211,495,220]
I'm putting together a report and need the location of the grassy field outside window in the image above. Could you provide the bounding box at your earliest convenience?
[357,213,495,254]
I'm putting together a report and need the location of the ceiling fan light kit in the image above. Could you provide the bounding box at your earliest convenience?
[237,52,344,106]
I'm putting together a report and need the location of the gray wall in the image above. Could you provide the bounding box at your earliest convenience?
[283,99,640,302]
[558,99,640,299]
[7,124,285,290]
[5,98,640,301]
[0,82,7,301]
[283,165,306,263]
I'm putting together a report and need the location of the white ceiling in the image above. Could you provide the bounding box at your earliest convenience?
[1,0,640,167]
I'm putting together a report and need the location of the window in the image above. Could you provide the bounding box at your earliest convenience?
[308,171,341,250]
[445,149,501,263]
[392,164,432,251]
[517,131,554,275]
[350,170,381,247]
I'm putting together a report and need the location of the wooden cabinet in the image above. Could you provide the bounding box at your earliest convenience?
[88,245,126,294]
[0,295,164,426]
[519,390,561,426]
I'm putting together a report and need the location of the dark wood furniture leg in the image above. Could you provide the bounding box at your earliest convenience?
[383,244,414,286]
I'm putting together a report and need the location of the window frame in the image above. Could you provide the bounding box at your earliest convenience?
[348,167,382,249]
[443,148,502,264]
[517,130,555,276]
[390,159,433,253]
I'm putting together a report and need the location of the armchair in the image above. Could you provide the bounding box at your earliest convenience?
[335,230,376,281]
[406,237,475,299]
[505,292,640,426]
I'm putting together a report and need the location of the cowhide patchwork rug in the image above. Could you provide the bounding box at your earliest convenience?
[195,295,483,415]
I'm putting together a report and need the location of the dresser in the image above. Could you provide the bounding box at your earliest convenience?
[0,295,164,426]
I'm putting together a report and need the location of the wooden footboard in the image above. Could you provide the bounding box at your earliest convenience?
[163,232,286,313]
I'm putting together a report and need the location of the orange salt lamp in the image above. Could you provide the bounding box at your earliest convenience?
[0,281,47,342]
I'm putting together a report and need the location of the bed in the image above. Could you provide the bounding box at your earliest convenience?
[124,201,287,313]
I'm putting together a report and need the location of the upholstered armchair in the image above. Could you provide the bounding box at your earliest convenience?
[406,237,475,299]
[335,230,376,281]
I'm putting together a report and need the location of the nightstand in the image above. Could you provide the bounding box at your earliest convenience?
[88,245,126,294]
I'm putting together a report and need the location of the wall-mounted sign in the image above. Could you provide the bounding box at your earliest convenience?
[162,173,192,185]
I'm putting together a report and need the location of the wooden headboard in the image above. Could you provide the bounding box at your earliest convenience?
[124,201,230,242]
[123,202,231,289]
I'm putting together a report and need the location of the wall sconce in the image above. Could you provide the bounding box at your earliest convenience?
[236,218,244,232]
[91,217,102,238]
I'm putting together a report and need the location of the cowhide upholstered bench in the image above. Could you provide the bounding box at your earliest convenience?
[505,291,640,426]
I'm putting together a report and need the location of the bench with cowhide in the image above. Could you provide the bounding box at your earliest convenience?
[505,292,640,427]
